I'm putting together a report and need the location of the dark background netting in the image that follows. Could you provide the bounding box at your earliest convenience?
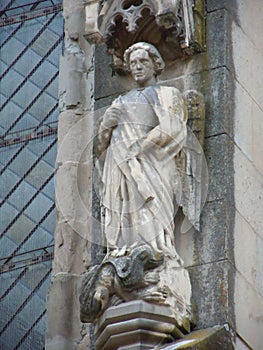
[0,1,63,348]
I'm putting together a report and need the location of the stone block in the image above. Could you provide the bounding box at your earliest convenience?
[63,0,84,40]
[206,9,233,71]
[235,0,263,54]
[234,211,257,291]
[206,0,237,14]
[232,21,263,108]
[57,110,93,164]
[53,222,88,274]
[235,271,263,350]
[196,200,232,264]
[175,200,233,268]
[204,134,234,203]
[160,325,233,349]
[161,66,234,139]
[63,0,84,17]
[204,67,234,138]
[234,146,263,240]
[251,100,263,176]
[46,273,83,350]
[56,163,91,227]
[234,81,253,161]
[189,260,234,328]
[59,49,87,108]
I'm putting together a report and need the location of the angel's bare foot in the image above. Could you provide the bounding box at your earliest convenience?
[143,271,160,285]
[142,290,168,303]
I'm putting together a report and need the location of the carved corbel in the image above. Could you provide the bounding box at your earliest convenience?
[155,0,182,30]
[83,0,205,71]
[83,0,104,43]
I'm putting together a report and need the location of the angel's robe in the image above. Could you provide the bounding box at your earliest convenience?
[99,85,188,257]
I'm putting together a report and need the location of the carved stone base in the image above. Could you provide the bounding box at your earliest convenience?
[94,300,186,350]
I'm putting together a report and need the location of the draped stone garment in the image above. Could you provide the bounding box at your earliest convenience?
[99,85,187,257]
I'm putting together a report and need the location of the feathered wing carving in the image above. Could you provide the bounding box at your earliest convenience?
[177,90,208,232]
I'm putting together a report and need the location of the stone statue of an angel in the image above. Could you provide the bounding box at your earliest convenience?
[80,42,206,333]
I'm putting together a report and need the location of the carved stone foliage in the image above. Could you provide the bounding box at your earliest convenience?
[84,0,205,72]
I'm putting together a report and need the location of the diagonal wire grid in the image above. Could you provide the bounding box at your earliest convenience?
[0,1,63,349]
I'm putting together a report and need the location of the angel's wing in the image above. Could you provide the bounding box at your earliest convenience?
[177,90,208,232]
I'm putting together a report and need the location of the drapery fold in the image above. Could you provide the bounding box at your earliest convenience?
[99,85,187,257]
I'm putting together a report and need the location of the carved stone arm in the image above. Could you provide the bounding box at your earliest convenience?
[97,104,122,155]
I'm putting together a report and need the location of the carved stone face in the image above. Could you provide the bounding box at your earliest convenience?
[129,49,155,86]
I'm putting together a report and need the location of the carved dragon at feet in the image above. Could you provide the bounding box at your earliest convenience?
[80,244,165,323]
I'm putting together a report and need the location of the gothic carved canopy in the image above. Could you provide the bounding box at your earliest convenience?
[84,0,205,72]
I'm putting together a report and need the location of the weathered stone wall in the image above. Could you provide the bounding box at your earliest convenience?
[231,1,263,349]
[46,0,263,349]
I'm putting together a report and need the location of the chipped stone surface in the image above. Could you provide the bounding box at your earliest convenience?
[46,274,83,349]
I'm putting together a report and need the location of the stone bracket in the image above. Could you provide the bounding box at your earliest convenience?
[83,0,205,72]
[94,300,187,350]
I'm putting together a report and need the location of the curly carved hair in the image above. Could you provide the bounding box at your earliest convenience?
[123,42,165,75]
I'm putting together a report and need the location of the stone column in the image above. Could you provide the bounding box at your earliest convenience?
[45,0,94,348]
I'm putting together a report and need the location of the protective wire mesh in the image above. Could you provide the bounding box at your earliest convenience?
[0,1,63,348]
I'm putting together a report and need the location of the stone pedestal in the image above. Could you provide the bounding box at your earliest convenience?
[94,300,186,350]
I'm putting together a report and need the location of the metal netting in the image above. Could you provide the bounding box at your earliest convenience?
[0,262,52,350]
[0,1,63,348]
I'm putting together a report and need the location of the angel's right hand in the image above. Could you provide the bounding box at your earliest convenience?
[97,129,112,154]
[102,107,120,129]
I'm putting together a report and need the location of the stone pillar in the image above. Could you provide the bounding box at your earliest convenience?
[45,0,94,348]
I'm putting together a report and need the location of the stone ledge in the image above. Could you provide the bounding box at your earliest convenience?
[160,325,234,350]
[94,300,233,350]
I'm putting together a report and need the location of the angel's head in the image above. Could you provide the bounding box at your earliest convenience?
[124,42,165,86]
